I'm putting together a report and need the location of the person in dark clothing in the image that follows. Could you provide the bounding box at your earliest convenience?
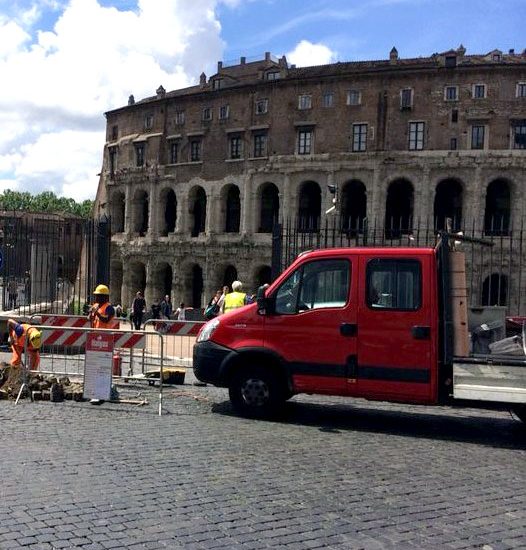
[131,291,146,330]
[160,295,172,319]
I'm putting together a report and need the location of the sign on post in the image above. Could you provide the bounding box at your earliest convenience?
[83,332,114,401]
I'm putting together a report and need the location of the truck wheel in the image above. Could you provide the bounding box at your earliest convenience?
[229,367,284,417]
[512,405,526,424]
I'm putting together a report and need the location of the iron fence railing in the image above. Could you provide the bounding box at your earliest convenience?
[272,217,526,315]
[0,214,111,315]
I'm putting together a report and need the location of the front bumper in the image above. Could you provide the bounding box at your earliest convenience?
[193,341,234,386]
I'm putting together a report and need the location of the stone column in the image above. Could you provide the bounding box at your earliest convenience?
[281,174,293,223]
[148,180,159,239]
[241,175,253,235]
[175,186,186,235]
[124,185,133,235]
[413,166,431,229]
[121,261,134,310]
[207,185,220,234]
[145,261,156,308]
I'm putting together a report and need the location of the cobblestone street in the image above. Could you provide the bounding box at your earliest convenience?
[0,369,525,550]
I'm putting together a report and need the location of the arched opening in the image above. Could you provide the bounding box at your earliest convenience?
[132,190,149,236]
[482,273,508,306]
[434,179,463,231]
[298,181,321,232]
[128,261,146,305]
[259,182,280,233]
[152,263,173,302]
[111,260,123,306]
[224,185,241,233]
[385,179,414,238]
[256,265,272,287]
[189,186,207,237]
[191,264,203,308]
[110,191,125,233]
[484,179,510,236]
[341,180,367,235]
[223,265,238,289]
[161,188,177,235]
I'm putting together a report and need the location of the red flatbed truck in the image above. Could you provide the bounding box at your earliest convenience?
[193,235,526,422]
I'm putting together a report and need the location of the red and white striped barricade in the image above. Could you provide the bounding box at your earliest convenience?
[42,328,145,350]
[33,314,120,330]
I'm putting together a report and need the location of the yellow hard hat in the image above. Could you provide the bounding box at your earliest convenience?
[93,284,110,295]
[29,329,42,349]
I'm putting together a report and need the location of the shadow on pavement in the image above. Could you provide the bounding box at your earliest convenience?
[211,399,526,449]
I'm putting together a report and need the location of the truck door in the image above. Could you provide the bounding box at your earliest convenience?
[355,254,436,403]
[265,256,357,395]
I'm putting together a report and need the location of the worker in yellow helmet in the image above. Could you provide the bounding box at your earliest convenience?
[7,318,42,370]
[88,284,115,329]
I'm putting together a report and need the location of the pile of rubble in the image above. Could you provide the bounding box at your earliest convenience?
[0,363,84,402]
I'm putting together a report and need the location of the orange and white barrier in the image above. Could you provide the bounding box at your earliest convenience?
[33,314,120,330]
[42,329,145,349]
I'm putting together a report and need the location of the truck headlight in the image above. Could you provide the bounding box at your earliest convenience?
[197,318,220,343]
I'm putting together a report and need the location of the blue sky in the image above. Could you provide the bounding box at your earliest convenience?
[0,0,524,200]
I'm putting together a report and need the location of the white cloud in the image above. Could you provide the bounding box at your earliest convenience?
[0,0,227,200]
[287,39,337,67]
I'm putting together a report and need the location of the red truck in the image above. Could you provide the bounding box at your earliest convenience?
[193,236,526,423]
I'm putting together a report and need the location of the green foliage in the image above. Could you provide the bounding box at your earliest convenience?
[0,189,93,218]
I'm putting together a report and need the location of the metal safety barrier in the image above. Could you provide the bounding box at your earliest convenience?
[142,319,205,371]
[18,324,166,415]
[30,313,121,330]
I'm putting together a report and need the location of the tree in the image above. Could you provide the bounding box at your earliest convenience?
[0,189,94,218]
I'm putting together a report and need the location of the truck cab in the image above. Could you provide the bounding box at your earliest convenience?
[194,247,442,415]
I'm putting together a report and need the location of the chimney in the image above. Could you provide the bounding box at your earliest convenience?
[240,56,246,65]
[217,61,223,72]
[199,72,207,88]
[509,48,515,55]
[128,94,135,106]
[264,51,271,61]
[389,47,398,63]
[156,85,165,99]
[457,44,466,56]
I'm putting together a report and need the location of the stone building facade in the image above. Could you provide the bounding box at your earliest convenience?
[95,46,526,312]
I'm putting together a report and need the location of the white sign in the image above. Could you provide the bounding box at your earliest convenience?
[83,332,114,401]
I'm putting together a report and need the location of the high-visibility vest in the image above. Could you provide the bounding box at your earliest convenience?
[223,292,246,312]
[10,324,40,369]
[91,302,115,329]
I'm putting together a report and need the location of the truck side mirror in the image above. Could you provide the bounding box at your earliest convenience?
[256,284,273,315]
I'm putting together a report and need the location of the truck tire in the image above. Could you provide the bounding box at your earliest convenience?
[512,405,526,424]
[229,366,284,417]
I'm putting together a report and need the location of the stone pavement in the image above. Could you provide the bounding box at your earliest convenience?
[0,367,525,549]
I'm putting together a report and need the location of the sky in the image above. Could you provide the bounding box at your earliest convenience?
[0,0,525,201]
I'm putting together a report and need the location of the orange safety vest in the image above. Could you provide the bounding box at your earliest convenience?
[10,323,40,370]
[223,292,246,312]
[90,302,115,329]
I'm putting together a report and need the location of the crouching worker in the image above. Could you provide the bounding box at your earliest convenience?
[8,318,42,370]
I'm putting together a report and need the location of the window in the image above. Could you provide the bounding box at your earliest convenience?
[445,86,458,101]
[255,98,268,115]
[451,109,458,123]
[408,122,425,150]
[219,105,229,120]
[516,82,526,98]
[445,55,457,68]
[212,78,224,90]
[512,120,526,149]
[298,129,312,155]
[322,92,334,108]
[144,114,153,130]
[298,94,312,110]
[352,123,367,152]
[266,71,280,81]
[169,141,178,164]
[229,135,243,159]
[473,84,486,99]
[492,53,501,62]
[400,88,413,109]
[202,107,212,121]
[190,140,201,161]
[450,137,458,150]
[175,111,185,125]
[111,125,118,140]
[367,258,421,310]
[253,133,267,157]
[135,144,145,167]
[347,90,361,106]
[471,125,485,149]
[274,259,350,315]
[109,147,117,177]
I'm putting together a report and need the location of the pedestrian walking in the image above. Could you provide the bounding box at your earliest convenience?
[160,295,173,319]
[175,302,192,320]
[222,281,250,313]
[131,291,146,330]
[204,290,222,320]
